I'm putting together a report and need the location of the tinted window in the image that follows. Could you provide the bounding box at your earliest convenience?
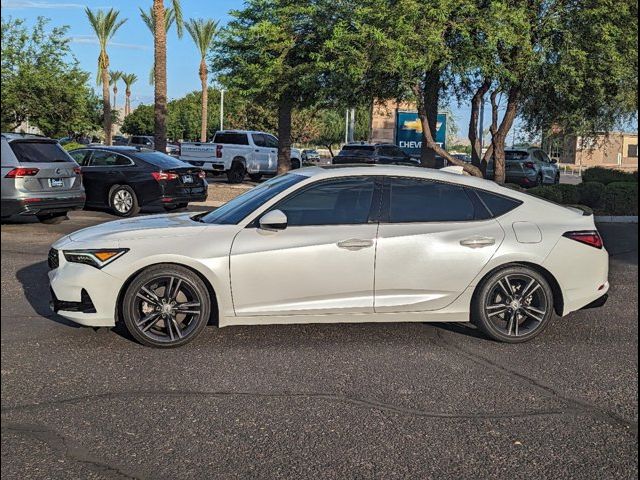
[274,177,375,226]
[475,190,522,217]
[264,135,279,149]
[505,151,529,161]
[388,178,475,223]
[134,151,190,169]
[131,137,152,146]
[338,145,375,157]
[214,132,249,145]
[9,141,73,163]
[89,151,133,167]
[68,149,91,166]
[252,134,267,147]
[533,151,546,163]
[200,174,306,225]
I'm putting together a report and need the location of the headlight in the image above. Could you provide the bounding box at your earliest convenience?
[63,249,128,269]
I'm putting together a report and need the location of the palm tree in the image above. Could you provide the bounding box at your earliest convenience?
[121,73,138,116]
[139,7,176,86]
[85,8,126,146]
[152,1,183,152]
[109,70,123,111]
[185,18,219,142]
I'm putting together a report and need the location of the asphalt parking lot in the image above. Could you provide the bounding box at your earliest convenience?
[1,209,637,480]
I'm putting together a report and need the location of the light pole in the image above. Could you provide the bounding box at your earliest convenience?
[219,89,225,132]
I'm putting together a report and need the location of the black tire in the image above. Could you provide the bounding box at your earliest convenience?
[227,161,246,184]
[291,159,301,170]
[109,185,140,217]
[472,266,554,343]
[37,213,68,224]
[248,173,262,182]
[121,264,211,348]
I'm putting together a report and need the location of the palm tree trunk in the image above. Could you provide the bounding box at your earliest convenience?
[153,0,167,152]
[125,90,130,116]
[200,60,208,142]
[102,66,112,145]
[277,95,293,174]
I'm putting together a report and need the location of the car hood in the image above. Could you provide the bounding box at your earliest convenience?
[60,213,207,245]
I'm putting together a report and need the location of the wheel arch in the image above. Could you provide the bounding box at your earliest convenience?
[115,262,220,327]
[472,261,565,316]
[231,156,247,167]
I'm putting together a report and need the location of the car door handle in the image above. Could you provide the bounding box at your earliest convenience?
[337,239,374,250]
[460,236,496,248]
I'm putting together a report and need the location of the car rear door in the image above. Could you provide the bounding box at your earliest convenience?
[7,140,81,197]
[250,133,271,173]
[374,177,505,312]
[230,176,380,316]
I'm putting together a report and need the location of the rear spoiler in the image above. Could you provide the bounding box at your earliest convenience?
[565,204,594,216]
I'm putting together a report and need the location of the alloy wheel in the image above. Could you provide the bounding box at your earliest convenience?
[484,273,550,338]
[113,189,133,214]
[132,275,203,344]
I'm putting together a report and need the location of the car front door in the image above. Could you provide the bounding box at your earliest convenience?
[230,176,380,316]
[374,177,505,312]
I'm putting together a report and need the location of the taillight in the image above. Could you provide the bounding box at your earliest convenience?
[216,145,223,158]
[197,171,206,179]
[563,231,604,249]
[151,171,179,181]
[5,167,39,178]
[73,167,82,176]
[523,161,535,169]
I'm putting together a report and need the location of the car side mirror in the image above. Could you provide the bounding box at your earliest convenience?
[259,209,288,231]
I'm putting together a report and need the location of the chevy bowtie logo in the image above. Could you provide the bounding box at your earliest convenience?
[401,119,443,133]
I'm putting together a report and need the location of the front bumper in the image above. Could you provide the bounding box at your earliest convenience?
[1,194,85,217]
[48,251,120,327]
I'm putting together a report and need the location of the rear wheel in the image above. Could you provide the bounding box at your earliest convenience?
[121,264,211,348]
[227,161,245,184]
[291,159,301,170]
[109,185,140,217]
[472,266,554,343]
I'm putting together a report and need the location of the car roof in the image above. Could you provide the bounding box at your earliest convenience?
[71,145,153,153]
[292,164,527,197]
[1,132,52,142]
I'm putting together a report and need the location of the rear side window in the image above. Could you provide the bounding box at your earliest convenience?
[68,149,91,166]
[475,190,522,217]
[387,177,476,223]
[214,132,249,145]
[274,177,375,226]
[89,151,133,167]
[9,141,73,163]
[505,151,529,161]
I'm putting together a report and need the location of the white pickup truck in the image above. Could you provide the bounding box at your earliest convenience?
[178,130,302,183]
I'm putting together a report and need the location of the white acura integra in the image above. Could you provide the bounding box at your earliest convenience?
[48,165,609,348]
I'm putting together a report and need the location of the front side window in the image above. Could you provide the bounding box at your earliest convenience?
[252,134,267,147]
[264,135,279,149]
[274,177,376,226]
[387,177,476,223]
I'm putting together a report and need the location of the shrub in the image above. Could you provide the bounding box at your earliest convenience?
[582,167,637,185]
[62,142,84,151]
[603,182,638,216]
[578,181,606,209]
[528,185,563,203]
[556,184,580,204]
[504,183,525,192]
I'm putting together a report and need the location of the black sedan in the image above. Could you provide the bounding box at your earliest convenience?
[67,146,208,217]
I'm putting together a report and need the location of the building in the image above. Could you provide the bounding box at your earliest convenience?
[551,132,638,172]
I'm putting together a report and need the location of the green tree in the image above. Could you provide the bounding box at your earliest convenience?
[1,17,101,137]
[85,8,127,145]
[121,104,154,135]
[185,18,219,142]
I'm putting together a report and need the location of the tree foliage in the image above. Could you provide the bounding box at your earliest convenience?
[1,17,101,137]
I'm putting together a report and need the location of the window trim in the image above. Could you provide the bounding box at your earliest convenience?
[248,175,383,228]
[380,176,499,225]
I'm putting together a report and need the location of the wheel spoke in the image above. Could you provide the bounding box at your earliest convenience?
[170,317,183,339]
[520,278,537,298]
[487,303,508,310]
[497,279,512,298]
[522,306,545,323]
[506,311,516,336]
[137,287,161,306]
[138,312,161,332]
[176,301,200,309]
[503,276,516,295]
[488,308,507,318]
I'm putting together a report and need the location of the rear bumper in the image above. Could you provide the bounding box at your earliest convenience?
[580,293,609,310]
[505,172,538,187]
[185,161,226,172]
[1,195,85,217]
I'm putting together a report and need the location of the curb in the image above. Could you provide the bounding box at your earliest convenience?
[595,216,638,224]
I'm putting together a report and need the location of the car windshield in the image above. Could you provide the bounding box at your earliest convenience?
[134,151,191,169]
[505,151,529,161]
[9,141,73,163]
[197,173,307,225]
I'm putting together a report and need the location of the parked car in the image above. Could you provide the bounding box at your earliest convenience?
[178,130,303,183]
[48,164,608,348]
[1,133,84,223]
[333,143,420,166]
[67,146,207,217]
[301,149,322,163]
[486,148,560,187]
[113,135,129,146]
[128,135,179,155]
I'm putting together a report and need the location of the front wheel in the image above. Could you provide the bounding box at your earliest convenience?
[121,264,211,348]
[472,266,554,343]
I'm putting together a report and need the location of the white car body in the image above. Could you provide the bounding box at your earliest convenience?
[178,130,302,176]
[49,166,609,338]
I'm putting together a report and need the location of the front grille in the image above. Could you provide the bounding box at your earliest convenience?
[48,248,59,269]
